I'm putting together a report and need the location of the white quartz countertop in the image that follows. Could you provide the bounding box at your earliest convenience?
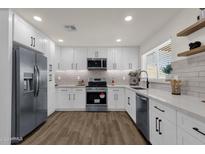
[56,84,205,121]
[55,84,86,88]
[124,86,205,122]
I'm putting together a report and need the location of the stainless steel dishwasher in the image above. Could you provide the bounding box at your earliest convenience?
[136,94,149,141]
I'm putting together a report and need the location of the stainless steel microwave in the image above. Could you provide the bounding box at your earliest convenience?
[87,58,107,70]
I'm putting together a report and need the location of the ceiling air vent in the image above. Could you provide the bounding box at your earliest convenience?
[64,25,77,31]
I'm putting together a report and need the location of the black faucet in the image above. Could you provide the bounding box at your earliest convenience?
[139,70,149,88]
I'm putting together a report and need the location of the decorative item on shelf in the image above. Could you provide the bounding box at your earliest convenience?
[177,45,205,57]
[189,41,201,50]
[162,64,173,81]
[128,70,140,86]
[170,79,182,95]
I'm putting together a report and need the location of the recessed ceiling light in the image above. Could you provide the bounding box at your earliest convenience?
[116,39,122,43]
[124,16,133,22]
[58,39,64,42]
[33,16,42,22]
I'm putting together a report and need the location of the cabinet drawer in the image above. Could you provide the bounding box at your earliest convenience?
[74,88,85,92]
[177,112,205,143]
[150,99,176,124]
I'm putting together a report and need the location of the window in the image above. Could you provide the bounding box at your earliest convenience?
[142,39,172,80]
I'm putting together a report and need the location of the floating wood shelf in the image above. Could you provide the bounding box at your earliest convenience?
[177,19,205,37]
[177,45,205,57]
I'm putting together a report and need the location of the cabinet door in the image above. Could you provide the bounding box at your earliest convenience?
[108,88,116,109]
[87,48,107,58]
[31,30,43,52]
[60,48,74,70]
[149,106,162,145]
[56,89,67,108]
[125,89,132,118]
[107,48,123,70]
[123,47,139,70]
[130,91,136,123]
[115,48,123,70]
[14,15,33,48]
[73,88,86,109]
[74,48,87,70]
[107,48,115,70]
[177,128,203,145]
[114,88,124,109]
[159,116,177,145]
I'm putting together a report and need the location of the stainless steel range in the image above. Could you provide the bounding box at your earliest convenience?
[86,78,107,111]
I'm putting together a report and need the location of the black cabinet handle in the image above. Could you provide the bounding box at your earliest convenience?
[154,106,165,112]
[155,117,159,132]
[128,97,130,105]
[30,36,33,46]
[193,127,205,136]
[33,37,35,47]
[159,119,162,135]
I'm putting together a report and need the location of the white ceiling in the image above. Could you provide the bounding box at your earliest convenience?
[14,8,181,47]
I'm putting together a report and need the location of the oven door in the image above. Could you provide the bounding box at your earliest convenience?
[86,91,107,104]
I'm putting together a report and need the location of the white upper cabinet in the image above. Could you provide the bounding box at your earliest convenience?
[13,14,46,54]
[122,47,139,70]
[58,47,139,71]
[60,48,74,70]
[87,48,108,58]
[73,48,87,70]
[107,48,123,70]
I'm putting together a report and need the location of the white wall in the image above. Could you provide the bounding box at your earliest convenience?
[140,8,205,63]
[0,9,12,144]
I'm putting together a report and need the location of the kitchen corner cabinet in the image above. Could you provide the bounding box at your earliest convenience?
[56,87,86,110]
[149,99,177,145]
[108,87,125,110]
[13,14,45,53]
[125,89,136,123]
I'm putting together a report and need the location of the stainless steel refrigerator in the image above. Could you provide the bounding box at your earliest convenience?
[12,43,47,143]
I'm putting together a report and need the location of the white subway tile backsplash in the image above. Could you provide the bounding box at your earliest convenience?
[151,54,205,99]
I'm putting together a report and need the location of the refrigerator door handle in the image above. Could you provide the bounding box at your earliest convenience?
[36,65,40,96]
[34,65,38,96]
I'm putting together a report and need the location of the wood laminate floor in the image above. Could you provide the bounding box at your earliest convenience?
[20,111,148,145]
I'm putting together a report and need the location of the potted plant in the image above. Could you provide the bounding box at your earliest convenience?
[162,64,173,81]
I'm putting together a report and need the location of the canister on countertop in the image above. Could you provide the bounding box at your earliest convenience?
[170,79,182,95]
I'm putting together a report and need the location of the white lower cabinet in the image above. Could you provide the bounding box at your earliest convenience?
[149,99,177,145]
[56,87,86,110]
[177,112,205,144]
[177,127,203,145]
[125,89,136,123]
[108,88,125,110]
